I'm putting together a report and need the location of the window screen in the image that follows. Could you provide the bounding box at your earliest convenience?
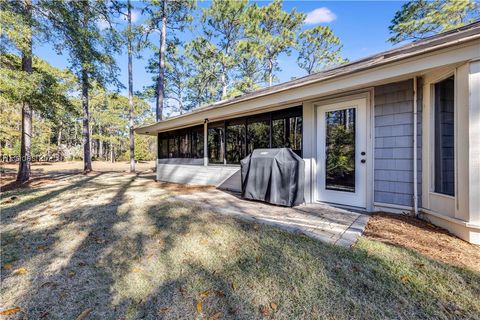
[226,119,246,164]
[158,133,169,159]
[247,115,270,154]
[179,131,190,158]
[272,115,302,157]
[191,127,204,158]
[168,136,179,158]
[208,123,225,164]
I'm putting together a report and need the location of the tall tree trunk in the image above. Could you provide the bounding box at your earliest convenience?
[99,131,103,160]
[221,73,227,98]
[155,0,167,122]
[127,0,135,172]
[17,0,33,183]
[57,127,62,147]
[110,144,115,163]
[268,58,273,87]
[81,68,92,171]
[57,126,63,161]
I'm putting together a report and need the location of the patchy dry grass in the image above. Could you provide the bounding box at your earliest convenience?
[1,171,480,319]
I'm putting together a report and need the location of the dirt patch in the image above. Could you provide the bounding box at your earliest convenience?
[0,161,155,192]
[363,213,480,272]
[1,175,67,193]
[148,180,215,195]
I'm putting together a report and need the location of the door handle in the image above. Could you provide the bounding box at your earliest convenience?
[361,151,366,156]
[361,159,366,163]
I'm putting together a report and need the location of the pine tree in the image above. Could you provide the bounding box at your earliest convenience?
[389,0,480,43]
[2,0,33,181]
[42,0,121,171]
[200,0,248,98]
[142,0,195,121]
[246,0,304,86]
[297,26,347,75]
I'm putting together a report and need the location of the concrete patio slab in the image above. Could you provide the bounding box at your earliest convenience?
[170,189,370,247]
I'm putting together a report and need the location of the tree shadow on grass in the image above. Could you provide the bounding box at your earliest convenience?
[1,172,107,220]
[2,173,480,319]
[1,173,139,318]
[112,203,480,319]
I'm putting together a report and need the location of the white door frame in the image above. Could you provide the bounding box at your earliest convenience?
[313,92,373,210]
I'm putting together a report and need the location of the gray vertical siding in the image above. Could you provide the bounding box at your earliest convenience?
[374,79,422,207]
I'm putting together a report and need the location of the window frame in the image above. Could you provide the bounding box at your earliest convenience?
[430,73,456,198]
[432,75,456,196]
[422,67,458,219]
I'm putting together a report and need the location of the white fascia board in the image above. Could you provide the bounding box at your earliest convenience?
[137,40,480,135]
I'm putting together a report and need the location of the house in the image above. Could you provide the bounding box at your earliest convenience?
[135,22,480,245]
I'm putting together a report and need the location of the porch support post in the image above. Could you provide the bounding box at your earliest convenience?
[468,61,480,225]
[203,120,208,166]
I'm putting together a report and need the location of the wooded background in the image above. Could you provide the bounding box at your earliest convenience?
[1,0,478,181]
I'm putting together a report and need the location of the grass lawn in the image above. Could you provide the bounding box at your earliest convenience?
[1,164,479,319]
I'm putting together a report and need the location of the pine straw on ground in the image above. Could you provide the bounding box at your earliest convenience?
[1,169,479,319]
[363,213,480,273]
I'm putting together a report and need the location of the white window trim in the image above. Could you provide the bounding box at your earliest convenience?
[422,68,457,217]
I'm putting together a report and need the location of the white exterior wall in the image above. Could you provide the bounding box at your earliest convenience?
[156,162,240,191]
[302,101,316,204]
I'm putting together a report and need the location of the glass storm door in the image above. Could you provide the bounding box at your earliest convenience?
[316,98,367,208]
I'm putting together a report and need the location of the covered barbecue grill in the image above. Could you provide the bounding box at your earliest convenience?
[240,148,305,207]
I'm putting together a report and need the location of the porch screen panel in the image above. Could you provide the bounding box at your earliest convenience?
[226,118,246,164]
[272,107,303,157]
[247,114,270,154]
[179,130,190,158]
[168,136,179,158]
[158,134,168,158]
[434,76,455,196]
[289,116,302,155]
[191,126,204,158]
[208,123,225,164]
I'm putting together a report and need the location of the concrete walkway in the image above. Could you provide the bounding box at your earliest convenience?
[171,189,370,247]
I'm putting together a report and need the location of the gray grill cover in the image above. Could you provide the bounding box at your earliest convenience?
[240,148,305,207]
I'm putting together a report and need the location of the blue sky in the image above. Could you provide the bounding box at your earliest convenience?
[35,1,406,101]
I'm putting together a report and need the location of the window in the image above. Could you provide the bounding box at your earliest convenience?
[434,76,455,196]
[325,108,356,192]
[272,108,302,156]
[226,119,246,164]
[168,136,178,158]
[158,135,168,159]
[159,106,303,164]
[191,127,204,158]
[179,131,190,158]
[247,115,270,154]
[208,123,225,164]
[158,125,204,159]
[289,116,302,153]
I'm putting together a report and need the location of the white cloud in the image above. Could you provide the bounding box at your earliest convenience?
[131,10,141,23]
[304,7,336,24]
[120,9,141,23]
[96,18,110,30]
